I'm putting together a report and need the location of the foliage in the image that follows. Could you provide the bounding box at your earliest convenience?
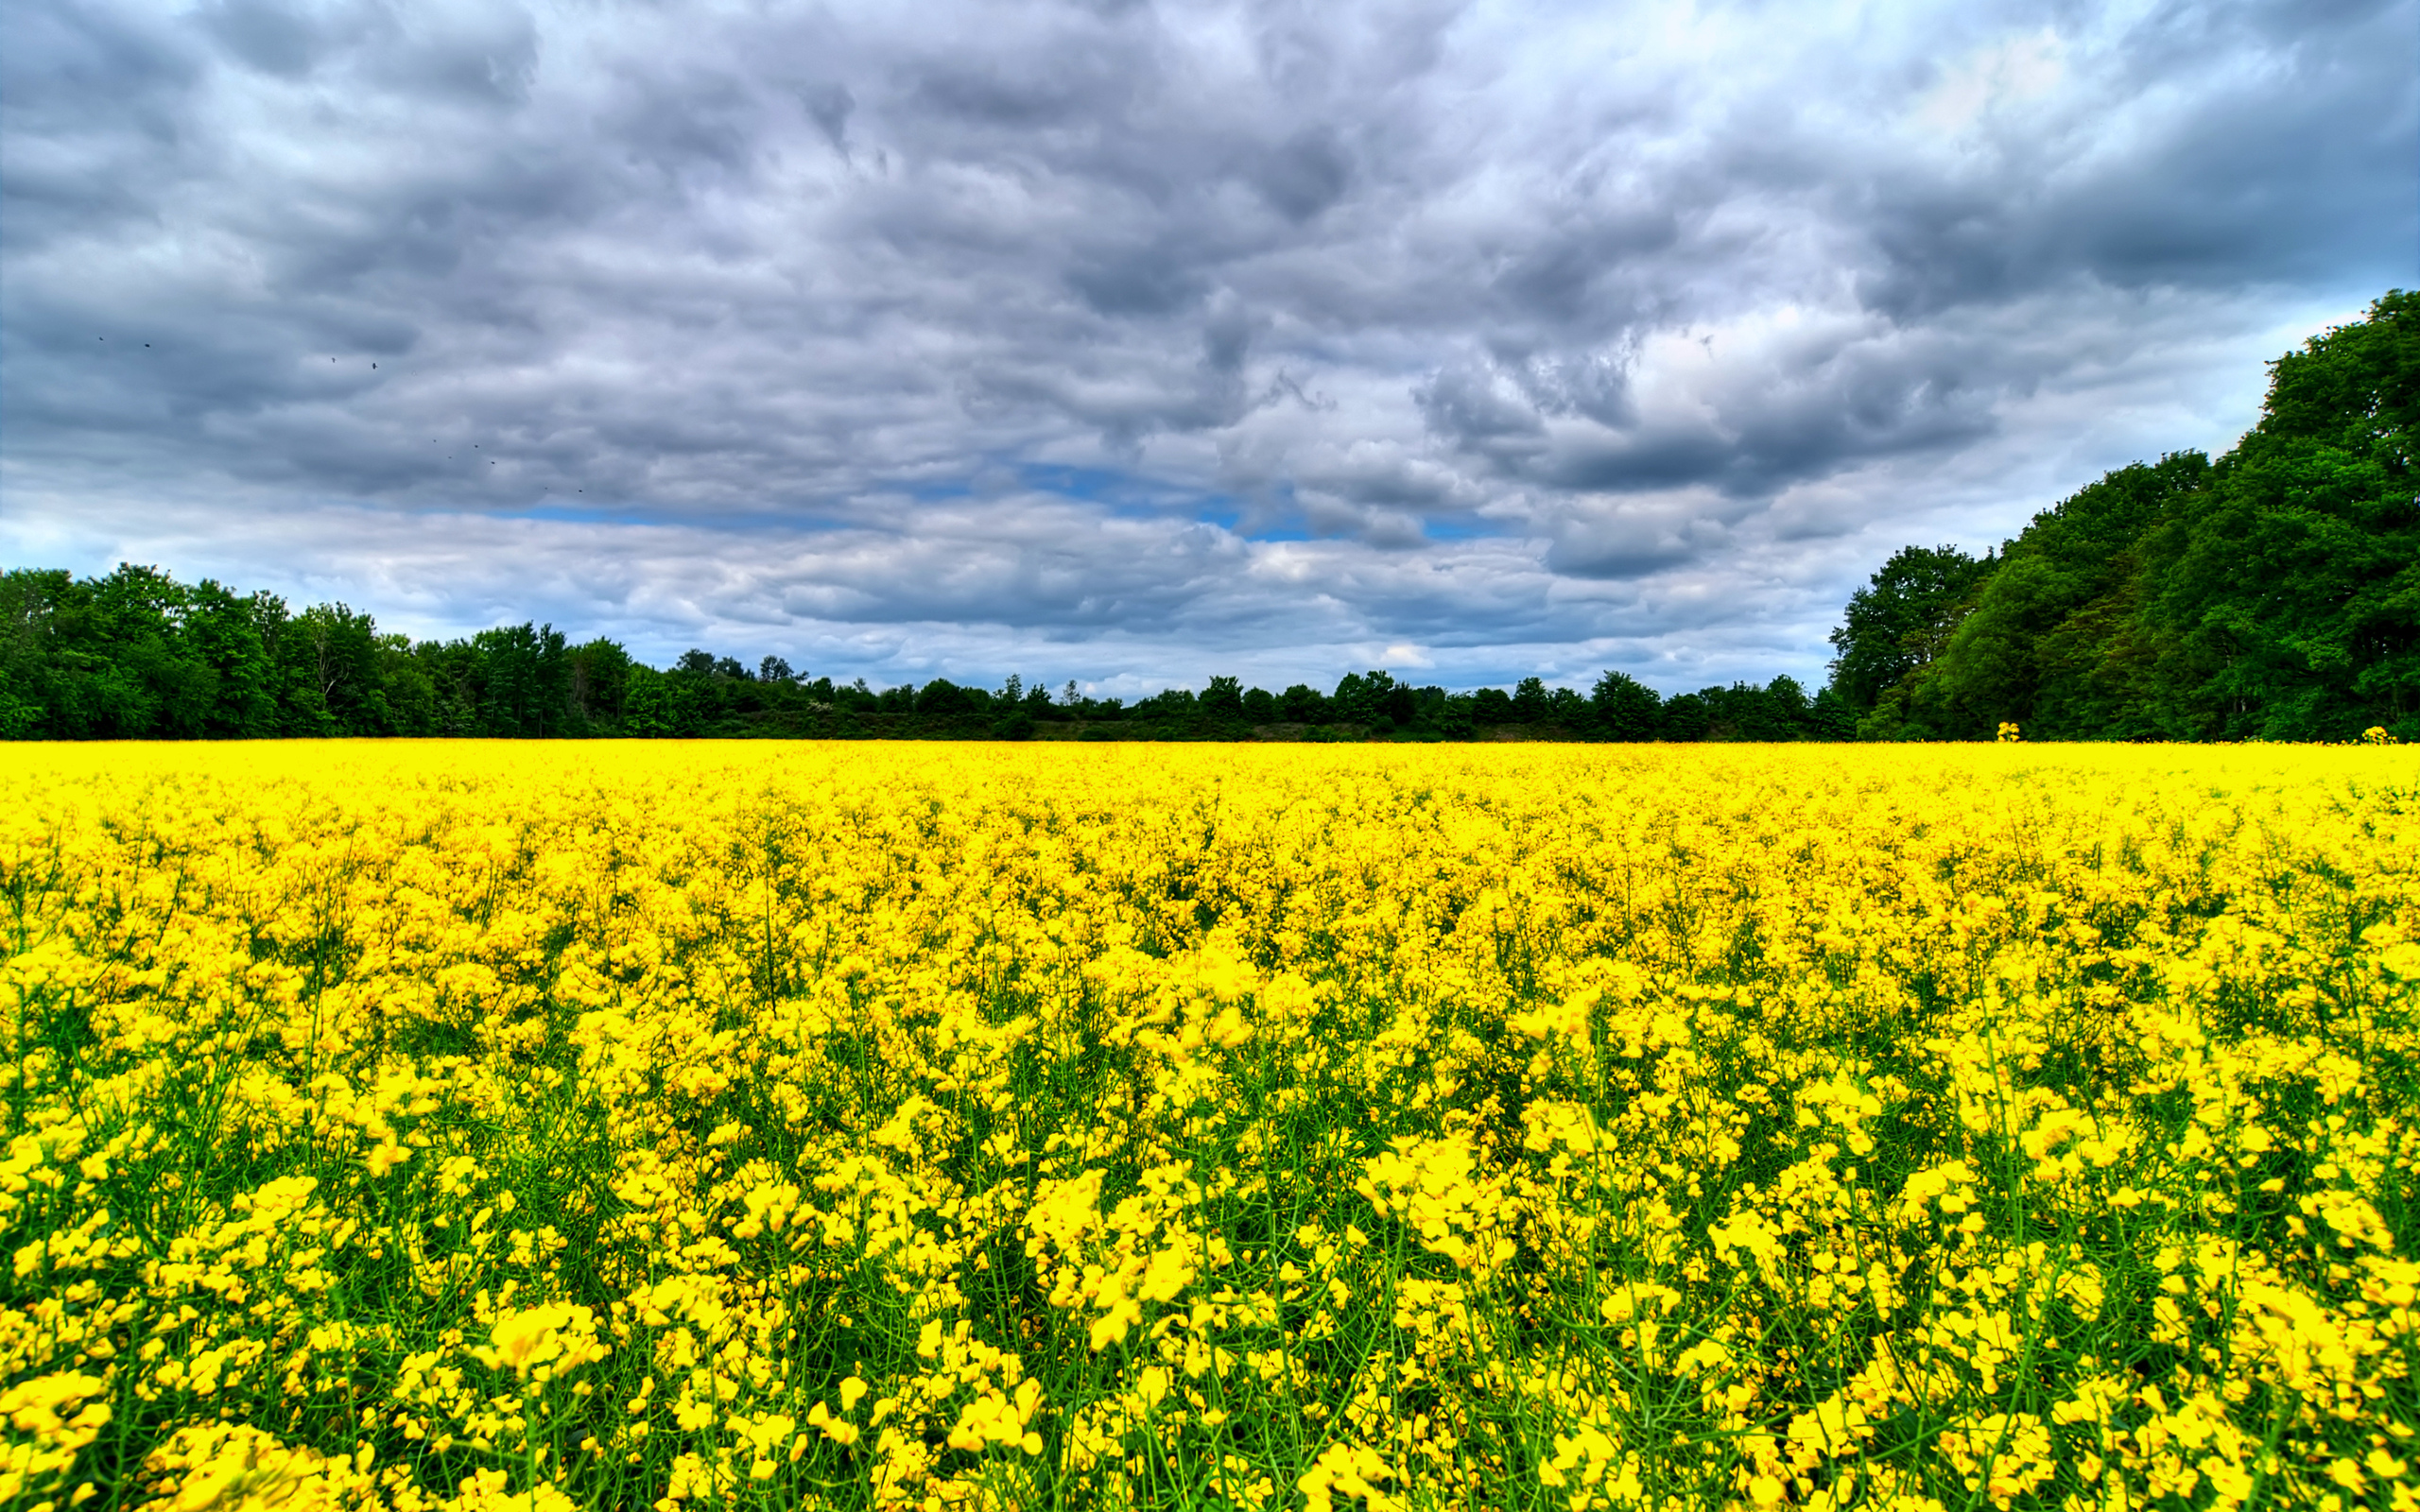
[1825,547,1998,719]
[2147,289,2420,740]
[1588,672,1662,741]
[2,743,2414,1511]
[0,571,1835,744]
[1841,290,2420,743]
[1897,455,2208,741]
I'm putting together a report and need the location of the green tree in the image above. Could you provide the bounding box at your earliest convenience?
[2145,291,2419,739]
[1826,545,1996,714]
[567,639,633,730]
[1589,671,1662,739]
[4,565,230,738]
[1279,685,1328,723]
[622,665,677,737]
[183,581,282,736]
[282,603,391,735]
[375,634,440,735]
[1660,692,1710,742]
[915,679,977,716]
[1329,671,1396,727]
[0,570,63,737]
[1857,289,2419,743]
[416,640,487,735]
[1907,455,2208,739]
[1806,687,1858,740]
[474,624,571,736]
[1695,682,1793,742]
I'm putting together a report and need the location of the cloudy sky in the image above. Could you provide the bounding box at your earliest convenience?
[3,0,2411,695]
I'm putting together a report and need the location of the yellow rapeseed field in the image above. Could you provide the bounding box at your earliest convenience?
[2,742,2415,1512]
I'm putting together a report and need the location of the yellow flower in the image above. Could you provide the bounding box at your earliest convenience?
[4,740,2411,1511]
[470,1303,607,1382]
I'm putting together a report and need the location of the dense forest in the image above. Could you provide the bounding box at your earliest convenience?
[1826,290,2416,743]
[3,292,2410,744]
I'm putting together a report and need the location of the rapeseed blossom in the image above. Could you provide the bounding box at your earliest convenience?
[0,741,2413,1510]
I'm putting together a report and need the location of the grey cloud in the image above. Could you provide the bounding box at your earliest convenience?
[1541,496,1737,580]
[371,9,539,110]
[194,0,326,77]
[804,83,856,161]
[1201,297,1254,375]
[1289,490,1428,548]
[1065,250,1208,317]
[1420,311,2034,513]
[1509,350,1637,429]
[1416,363,1546,448]
[1270,441,1487,522]
[611,70,761,180]
[3,5,201,253]
[1572,350,1994,496]
[1547,431,1737,498]
[1254,128,1353,222]
[1848,0,2412,317]
[1488,211,1681,332]
[3,0,2409,691]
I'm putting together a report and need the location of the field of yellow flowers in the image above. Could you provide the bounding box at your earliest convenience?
[3,742,2415,1512]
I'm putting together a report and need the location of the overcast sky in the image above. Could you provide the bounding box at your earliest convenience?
[3,0,2411,694]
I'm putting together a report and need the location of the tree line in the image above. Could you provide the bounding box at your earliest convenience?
[0,564,1849,743]
[1822,289,2415,743]
[3,290,2408,745]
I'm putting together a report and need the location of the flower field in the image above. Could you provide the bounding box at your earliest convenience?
[3,742,2415,1512]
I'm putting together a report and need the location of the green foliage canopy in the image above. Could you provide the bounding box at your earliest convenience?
[1835,289,2418,743]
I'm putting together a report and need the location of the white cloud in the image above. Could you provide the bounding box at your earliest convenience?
[1916,28,2069,137]
[1,0,2410,692]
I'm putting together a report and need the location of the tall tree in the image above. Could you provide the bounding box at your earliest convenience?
[568,639,632,728]
[475,624,572,737]
[1826,545,1996,714]
[283,603,390,735]
[914,679,977,715]
[183,580,282,736]
[1278,684,1329,723]
[0,573,53,737]
[1907,454,2208,739]
[2145,290,2419,739]
[1855,289,2418,743]
[1589,670,1663,740]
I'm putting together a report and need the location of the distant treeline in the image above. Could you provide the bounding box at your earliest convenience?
[0,564,1848,743]
[4,291,2410,745]
[1824,290,2417,743]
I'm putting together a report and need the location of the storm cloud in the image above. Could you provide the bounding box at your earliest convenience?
[3,0,2410,692]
